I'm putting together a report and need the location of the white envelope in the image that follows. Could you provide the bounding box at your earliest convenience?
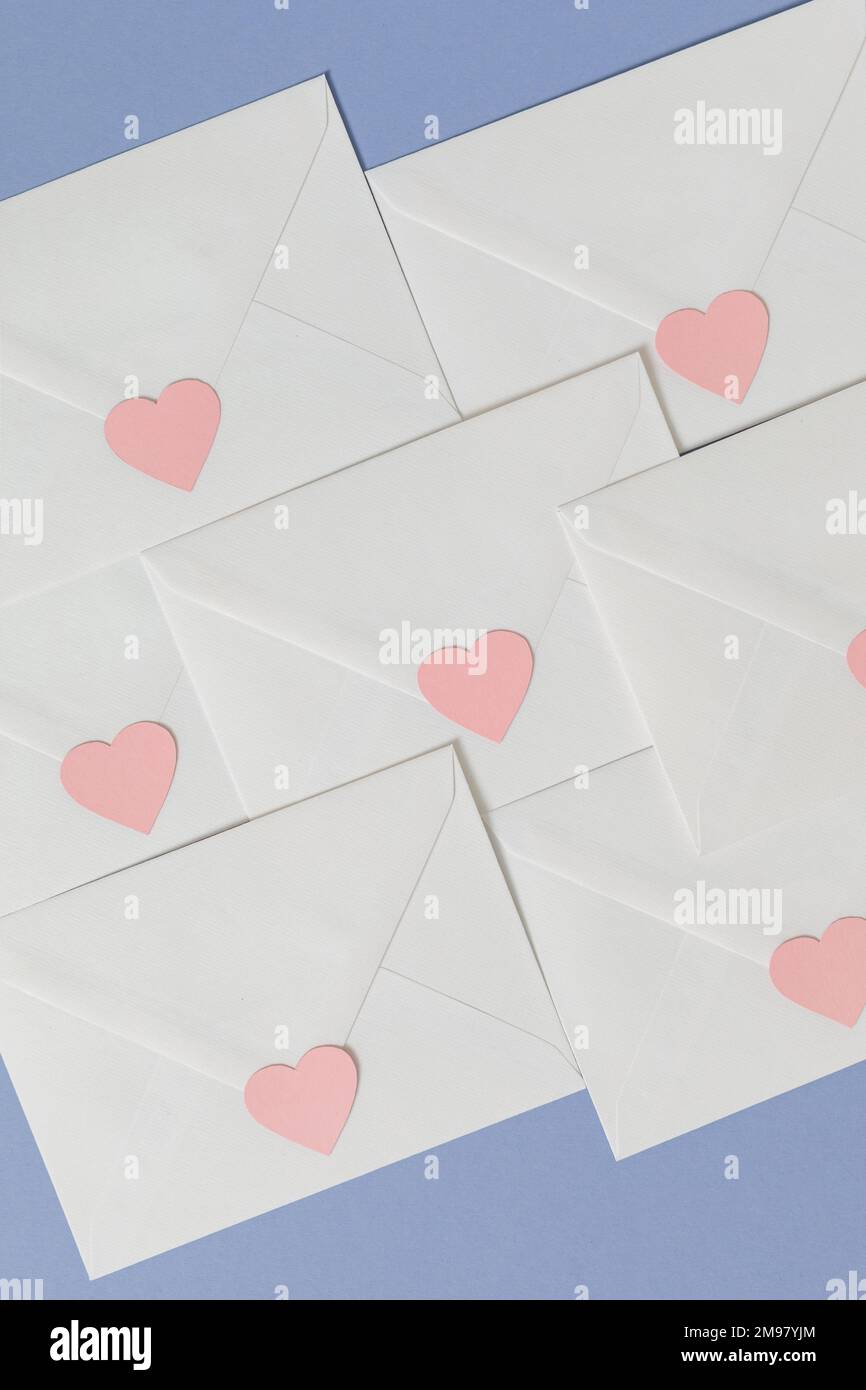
[0,747,581,1277]
[143,355,674,816]
[0,76,455,605]
[487,746,866,1158]
[0,557,245,916]
[369,0,866,451]
[560,378,866,853]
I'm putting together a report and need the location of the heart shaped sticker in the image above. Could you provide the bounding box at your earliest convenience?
[769,917,866,1027]
[417,630,533,742]
[60,722,177,834]
[846,629,866,689]
[655,290,768,402]
[104,379,220,491]
[244,1048,358,1154]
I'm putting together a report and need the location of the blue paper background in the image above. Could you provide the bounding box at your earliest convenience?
[3,0,863,1301]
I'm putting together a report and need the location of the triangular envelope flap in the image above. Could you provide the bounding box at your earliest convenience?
[572,381,866,654]
[0,749,455,1087]
[611,931,866,1158]
[496,844,866,1160]
[573,540,766,848]
[795,30,866,241]
[560,537,866,851]
[486,748,866,967]
[147,359,655,699]
[383,755,576,1063]
[147,560,653,822]
[606,364,678,482]
[0,80,326,416]
[371,0,862,327]
[255,85,446,384]
[135,580,451,817]
[694,622,866,848]
[6,964,579,1278]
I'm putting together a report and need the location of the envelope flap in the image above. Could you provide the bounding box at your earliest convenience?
[795,26,866,241]
[0,749,456,1086]
[383,753,576,1063]
[487,747,866,968]
[0,953,581,1278]
[254,85,447,384]
[571,538,866,850]
[371,0,863,328]
[568,381,866,654]
[0,79,327,416]
[488,751,710,934]
[146,357,667,700]
[563,383,866,851]
[495,841,866,1160]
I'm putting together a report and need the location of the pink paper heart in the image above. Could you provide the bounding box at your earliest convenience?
[846,629,866,689]
[417,630,533,742]
[655,290,769,402]
[104,379,220,491]
[60,722,177,834]
[244,1048,358,1154]
[769,917,866,1027]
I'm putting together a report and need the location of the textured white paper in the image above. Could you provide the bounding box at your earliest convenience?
[0,748,580,1276]
[561,380,866,851]
[145,354,674,815]
[0,558,244,915]
[488,747,866,1158]
[0,76,455,605]
[369,0,866,451]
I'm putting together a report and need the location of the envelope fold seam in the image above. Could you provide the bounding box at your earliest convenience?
[343,751,458,1046]
[376,964,581,1072]
[750,29,866,288]
[209,80,331,387]
[240,297,462,413]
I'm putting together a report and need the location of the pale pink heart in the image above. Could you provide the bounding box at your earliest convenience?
[60,722,177,834]
[769,917,866,1027]
[846,629,866,689]
[243,1048,358,1154]
[655,290,769,402]
[417,630,533,743]
[104,379,220,490]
